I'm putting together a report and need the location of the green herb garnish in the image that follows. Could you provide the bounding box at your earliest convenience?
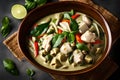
[76,43,89,51]
[25,0,47,11]
[26,68,35,80]
[52,33,65,48]
[26,68,35,77]
[0,16,11,37]
[3,58,19,76]
[30,19,51,37]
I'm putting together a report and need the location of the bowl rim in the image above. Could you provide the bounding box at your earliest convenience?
[18,1,112,75]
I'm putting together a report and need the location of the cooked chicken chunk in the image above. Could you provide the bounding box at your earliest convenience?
[57,53,67,62]
[79,21,89,33]
[82,15,91,26]
[81,31,96,43]
[59,22,71,32]
[50,58,62,69]
[85,55,93,63]
[42,34,54,52]
[50,48,59,56]
[73,49,84,64]
[60,42,73,55]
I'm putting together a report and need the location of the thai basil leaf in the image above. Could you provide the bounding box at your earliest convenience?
[26,68,35,77]
[52,34,59,45]
[63,10,78,32]
[63,13,71,19]
[2,16,9,26]
[62,31,69,36]
[34,0,47,6]
[0,16,11,37]
[63,10,74,19]
[70,17,79,31]
[76,43,89,51]
[25,0,47,11]
[30,19,51,37]
[25,1,36,11]
[67,33,75,43]
[68,9,74,16]
[52,34,65,48]
[3,59,19,76]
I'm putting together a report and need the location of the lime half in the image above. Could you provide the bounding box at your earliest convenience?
[11,4,27,19]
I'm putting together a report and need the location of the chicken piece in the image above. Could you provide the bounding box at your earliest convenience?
[85,55,93,63]
[73,49,84,64]
[50,58,62,69]
[81,31,96,43]
[57,52,67,62]
[60,42,73,55]
[59,22,71,32]
[50,48,59,56]
[42,34,54,52]
[79,21,89,33]
[82,15,91,26]
[39,50,47,56]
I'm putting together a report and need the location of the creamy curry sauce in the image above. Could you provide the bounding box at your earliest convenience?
[27,10,106,71]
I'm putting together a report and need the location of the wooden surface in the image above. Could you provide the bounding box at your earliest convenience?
[3,0,120,80]
[3,32,24,61]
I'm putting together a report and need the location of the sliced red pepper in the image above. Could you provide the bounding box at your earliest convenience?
[58,28,63,34]
[75,33,83,43]
[71,14,80,19]
[37,33,45,39]
[34,41,39,57]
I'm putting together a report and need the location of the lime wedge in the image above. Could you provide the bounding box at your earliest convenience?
[11,4,27,19]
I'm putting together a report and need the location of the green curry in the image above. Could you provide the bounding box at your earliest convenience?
[27,10,106,71]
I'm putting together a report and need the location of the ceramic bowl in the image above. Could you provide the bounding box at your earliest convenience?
[18,1,112,75]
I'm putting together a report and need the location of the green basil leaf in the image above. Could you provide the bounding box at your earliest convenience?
[1,25,11,37]
[76,43,89,51]
[34,0,47,6]
[68,9,74,16]
[3,59,15,70]
[52,34,59,45]
[26,68,35,77]
[70,18,79,31]
[25,1,36,11]
[63,13,71,19]
[3,59,19,76]
[30,19,51,37]
[63,11,78,31]
[52,34,65,48]
[67,33,75,43]
[63,10,74,19]
[2,16,9,26]
[0,16,11,37]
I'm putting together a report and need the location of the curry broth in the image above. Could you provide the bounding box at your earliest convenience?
[27,11,106,71]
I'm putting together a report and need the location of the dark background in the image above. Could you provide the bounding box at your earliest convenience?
[0,0,120,80]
